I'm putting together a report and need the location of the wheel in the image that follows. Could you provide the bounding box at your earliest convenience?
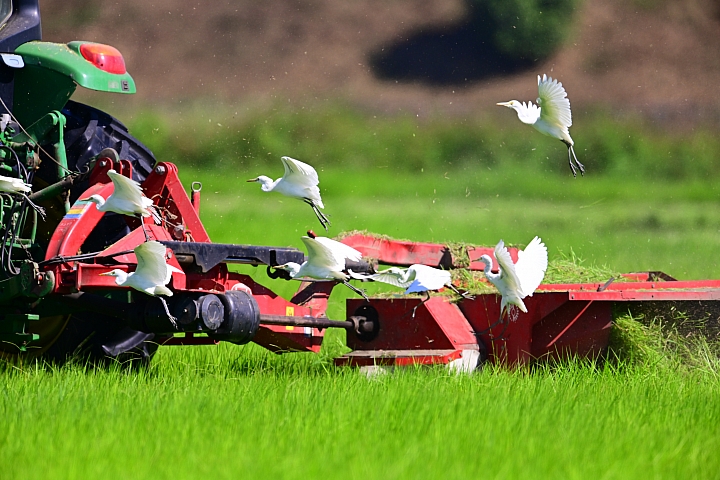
[42,313,158,368]
[24,100,159,366]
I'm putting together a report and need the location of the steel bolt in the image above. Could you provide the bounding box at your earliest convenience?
[99,160,107,167]
[155,165,166,175]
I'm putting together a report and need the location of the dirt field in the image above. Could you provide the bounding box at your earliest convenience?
[40,0,720,123]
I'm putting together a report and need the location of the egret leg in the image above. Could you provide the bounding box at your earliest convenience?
[141,221,151,242]
[569,145,585,176]
[411,291,431,318]
[158,296,178,329]
[304,199,331,232]
[567,148,578,178]
[342,280,369,301]
[447,283,474,300]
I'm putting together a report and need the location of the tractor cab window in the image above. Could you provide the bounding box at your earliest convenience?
[0,0,11,29]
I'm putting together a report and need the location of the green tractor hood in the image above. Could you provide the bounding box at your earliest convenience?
[12,41,136,127]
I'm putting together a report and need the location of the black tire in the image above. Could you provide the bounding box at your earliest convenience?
[37,100,159,367]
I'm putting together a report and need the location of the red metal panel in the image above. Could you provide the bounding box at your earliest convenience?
[538,279,720,293]
[340,234,449,267]
[530,300,612,361]
[45,182,115,259]
[569,290,720,301]
[424,299,478,349]
[343,289,614,367]
[340,233,517,271]
[335,349,463,367]
[89,155,114,185]
[458,292,570,365]
[345,296,478,352]
[141,162,211,243]
[76,263,128,290]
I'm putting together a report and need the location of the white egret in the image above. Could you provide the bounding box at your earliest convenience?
[85,169,160,240]
[247,156,330,231]
[100,240,183,327]
[0,174,46,219]
[274,235,367,299]
[477,236,548,318]
[0,174,31,194]
[350,264,472,299]
[497,74,584,177]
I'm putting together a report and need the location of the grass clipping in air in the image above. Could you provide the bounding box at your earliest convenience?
[609,312,720,371]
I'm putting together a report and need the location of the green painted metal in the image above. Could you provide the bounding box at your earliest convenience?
[12,65,75,128]
[0,313,40,352]
[15,41,136,94]
[13,111,71,211]
[0,262,53,301]
[12,41,135,127]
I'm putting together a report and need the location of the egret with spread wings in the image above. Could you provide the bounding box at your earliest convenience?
[85,169,160,240]
[497,74,584,177]
[477,236,548,319]
[274,235,367,299]
[100,240,183,327]
[248,156,330,231]
[350,264,471,299]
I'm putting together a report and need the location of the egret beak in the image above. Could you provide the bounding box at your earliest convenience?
[246,178,258,182]
[98,271,113,276]
[496,101,511,107]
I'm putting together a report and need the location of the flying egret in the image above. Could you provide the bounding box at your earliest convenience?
[85,169,160,240]
[350,264,472,299]
[477,236,548,319]
[274,235,368,299]
[0,174,45,219]
[497,74,584,177]
[100,240,183,327]
[247,156,330,231]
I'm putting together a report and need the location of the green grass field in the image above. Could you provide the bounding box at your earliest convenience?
[3,106,720,479]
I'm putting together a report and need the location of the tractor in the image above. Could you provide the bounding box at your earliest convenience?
[2,0,717,371]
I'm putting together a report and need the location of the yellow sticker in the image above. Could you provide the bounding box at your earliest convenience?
[286,306,295,316]
[285,326,295,331]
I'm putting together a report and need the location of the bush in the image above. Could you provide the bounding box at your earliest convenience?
[471,0,584,60]
[126,103,720,181]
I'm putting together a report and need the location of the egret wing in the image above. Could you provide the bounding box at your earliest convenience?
[108,170,145,204]
[134,241,172,287]
[301,236,346,272]
[312,236,362,264]
[494,240,523,295]
[347,269,373,280]
[371,267,412,288]
[405,264,450,293]
[514,236,548,298]
[537,74,572,129]
[280,156,320,188]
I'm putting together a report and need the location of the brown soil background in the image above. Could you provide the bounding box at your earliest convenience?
[40,0,720,122]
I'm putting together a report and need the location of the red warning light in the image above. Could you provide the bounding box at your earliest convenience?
[79,43,126,75]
